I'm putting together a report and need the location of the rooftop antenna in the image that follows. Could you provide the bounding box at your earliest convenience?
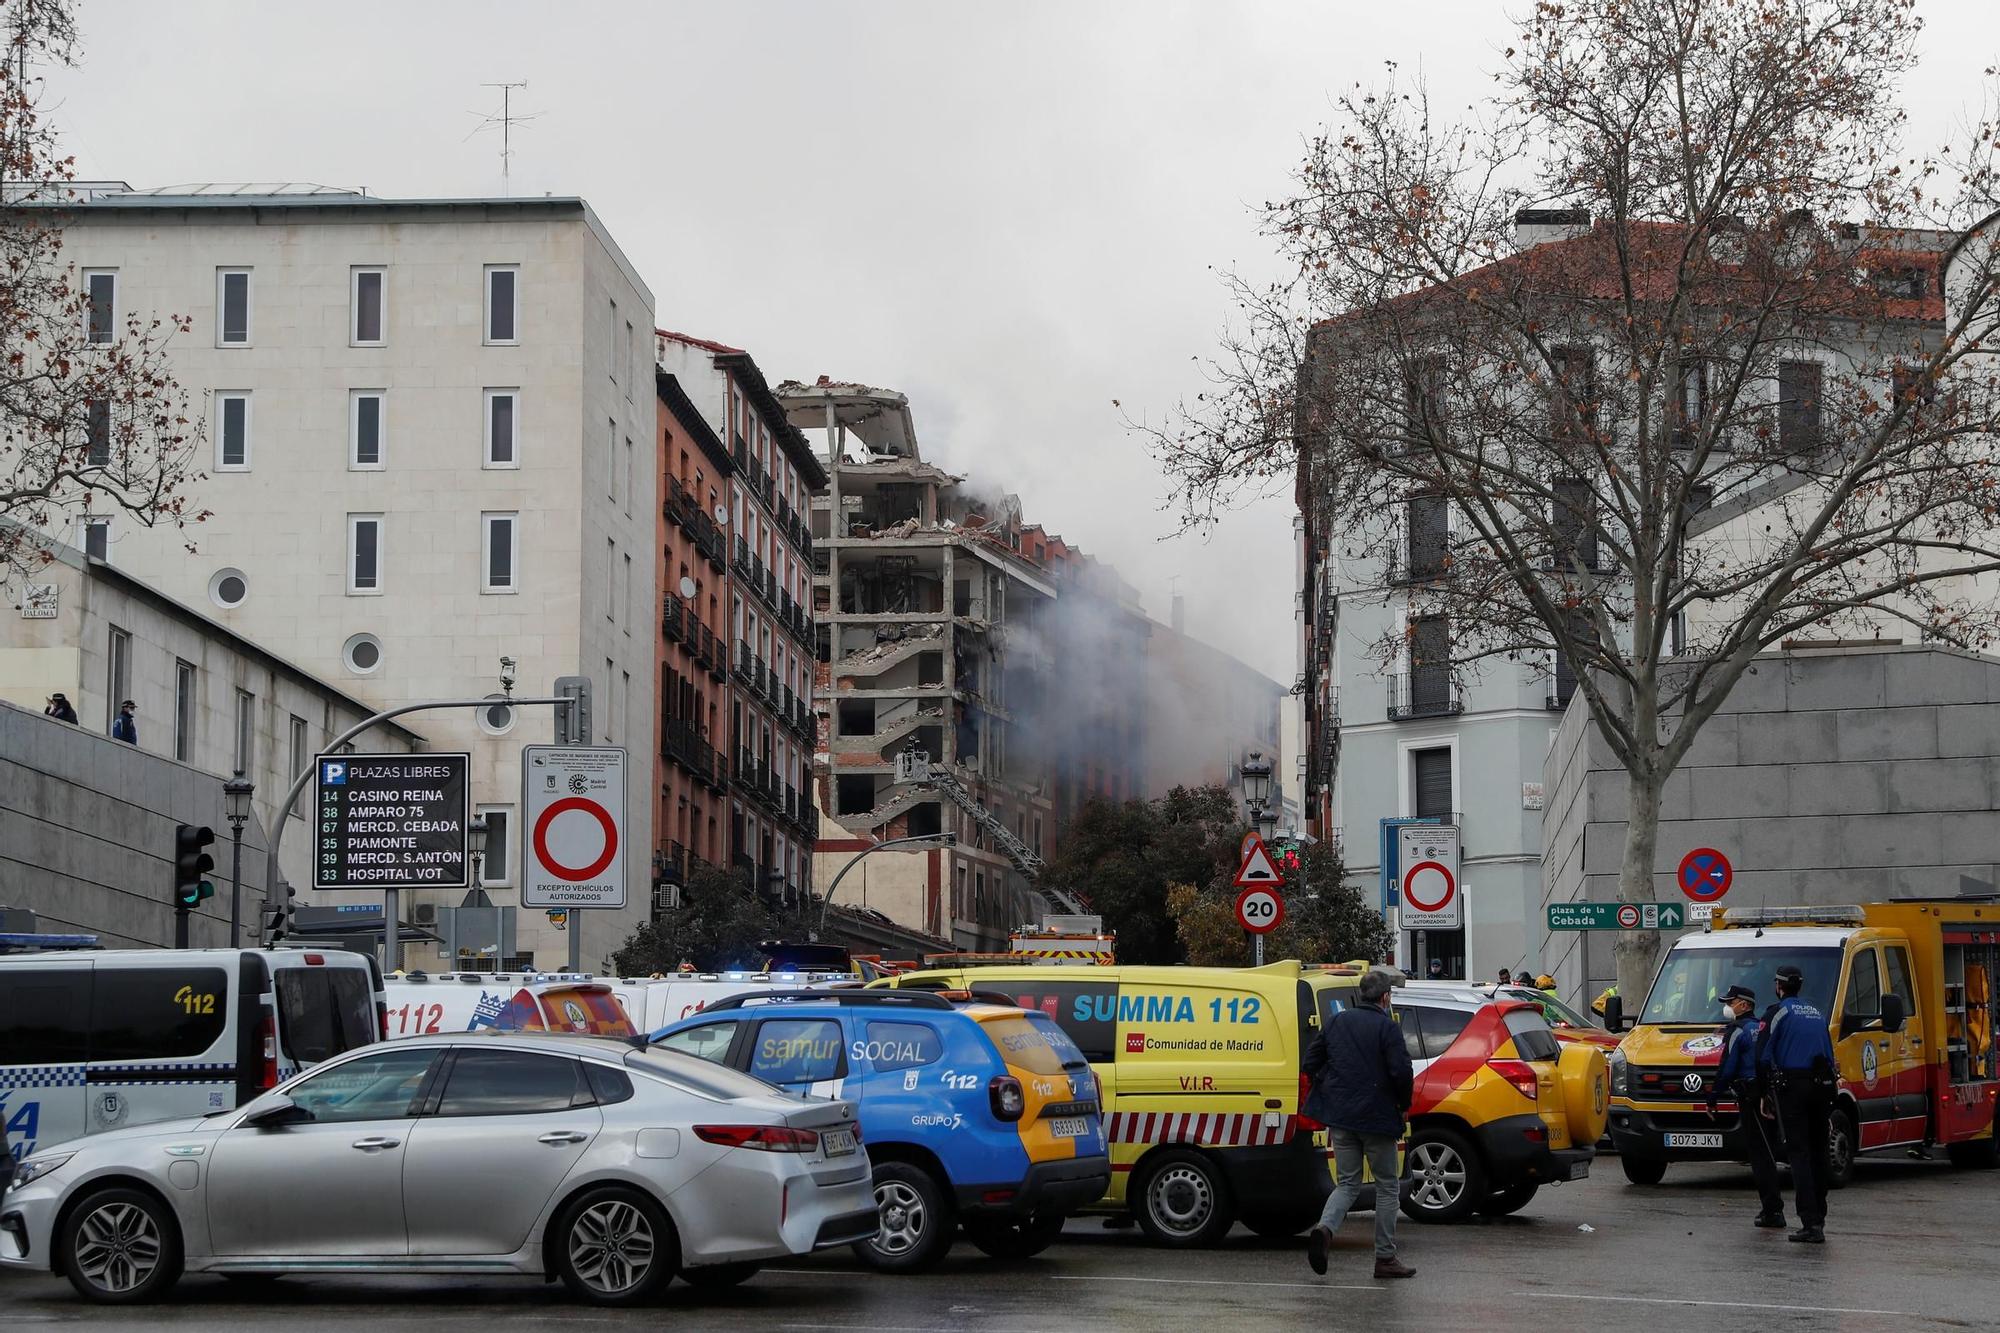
[467,81,539,196]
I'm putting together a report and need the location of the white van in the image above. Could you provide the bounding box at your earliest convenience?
[610,971,862,1034]
[382,973,633,1037]
[0,947,384,1161]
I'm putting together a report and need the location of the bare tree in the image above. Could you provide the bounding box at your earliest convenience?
[1148,0,2000,997]
[0,0,204,589]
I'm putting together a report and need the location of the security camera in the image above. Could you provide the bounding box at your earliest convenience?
[498,655,518,693]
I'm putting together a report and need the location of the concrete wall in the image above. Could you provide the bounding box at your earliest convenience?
[51,199,657,969]
[1540,645,2000,1006]
[0,698,273,945]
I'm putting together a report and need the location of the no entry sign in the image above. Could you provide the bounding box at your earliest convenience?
[522,746,628,908]
[1678,847,1733,902]
[1397,824,1461,930]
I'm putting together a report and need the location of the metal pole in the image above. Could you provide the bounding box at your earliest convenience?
[384,887,400,973]
[568,909,582,973]
[260,694,566,943]
[228,824,245,948]
[1253,934,1265,968]
[818,834,956,936]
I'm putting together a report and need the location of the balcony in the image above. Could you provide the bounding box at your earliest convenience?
[1387,671,1463,720]
[734,536,753,577]
[661,594,686,643]
[660,718,716,785]
[1387,547,1449,587]
[736,641,754,678]
[1547,678,1577,711]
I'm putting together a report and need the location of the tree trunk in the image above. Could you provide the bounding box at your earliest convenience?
[1612,770,1665,1004]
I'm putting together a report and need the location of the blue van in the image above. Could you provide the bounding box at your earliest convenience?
[652,990,1110,1271]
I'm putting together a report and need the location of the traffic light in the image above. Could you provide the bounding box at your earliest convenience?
[265,881,298,944]
[1269,837,1305,880]
[174,824,217,909]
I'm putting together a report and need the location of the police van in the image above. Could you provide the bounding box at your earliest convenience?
[1,947,384,1162]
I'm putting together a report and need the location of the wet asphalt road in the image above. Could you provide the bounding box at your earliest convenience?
[4,1155,1996,1332]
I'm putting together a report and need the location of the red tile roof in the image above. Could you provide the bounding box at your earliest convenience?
[656,327,745,355]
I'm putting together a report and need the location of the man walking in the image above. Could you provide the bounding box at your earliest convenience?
[1757,964,1837,1243]
[1302,968,1416,1280]
[1708,984,1783,1228]
[111,699,138,745]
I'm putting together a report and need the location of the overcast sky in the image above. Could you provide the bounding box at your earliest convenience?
[41,0,2000,683]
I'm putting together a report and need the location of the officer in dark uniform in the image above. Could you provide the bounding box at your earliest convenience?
[1708,983,1783,1227]
[1756,963,1837,1243]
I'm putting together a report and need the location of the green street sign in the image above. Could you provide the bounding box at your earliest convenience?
[1547,901,1685,931]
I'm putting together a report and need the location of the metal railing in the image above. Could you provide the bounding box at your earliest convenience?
[1386,671,1463,720]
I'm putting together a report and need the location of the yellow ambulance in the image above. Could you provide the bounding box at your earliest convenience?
[873,960,1373,1246]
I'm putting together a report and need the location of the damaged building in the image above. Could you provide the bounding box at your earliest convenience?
[780,379,1065,949]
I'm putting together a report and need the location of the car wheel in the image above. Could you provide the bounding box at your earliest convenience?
[680,1261,762,1289]
[963,1211,1066,1260]
[58,1187,184,1305]
[1947,1138,2000,1169]
[1476,1182,1540,1217]
[1620,1154,1668,1186]
[552,1186,679,1307]
[1825,1109,1857,1190]
[1400,1129,1487,1223]
[853,1161,954,1273]
[1133,1148,1235,1247]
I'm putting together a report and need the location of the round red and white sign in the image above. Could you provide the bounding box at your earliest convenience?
[1616,903,1641,929]
[1235,885,1285,934]
[1401,860,1456,914]
[532,796,619,882]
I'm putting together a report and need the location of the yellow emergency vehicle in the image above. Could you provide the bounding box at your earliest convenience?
[873,960,1377,1245]
[1607,900,2000,1185]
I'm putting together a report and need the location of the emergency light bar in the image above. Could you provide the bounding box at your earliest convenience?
[1716,905,1866,928]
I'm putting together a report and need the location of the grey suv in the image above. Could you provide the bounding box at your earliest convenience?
[1,1033,877,1306]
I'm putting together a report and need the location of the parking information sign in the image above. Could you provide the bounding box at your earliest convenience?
[522,745,628,909]
[313,753,470,891]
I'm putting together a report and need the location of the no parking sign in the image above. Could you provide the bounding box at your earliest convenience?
[522,745,628,908]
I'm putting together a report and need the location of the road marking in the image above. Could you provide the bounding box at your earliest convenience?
[1050,1274,1382,1293]
[1519,1291,1920,1318]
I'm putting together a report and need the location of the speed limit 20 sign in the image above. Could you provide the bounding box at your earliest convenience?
[1235,885,1286,934]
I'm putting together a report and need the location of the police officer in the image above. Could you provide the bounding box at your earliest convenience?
[1708,984,1783,1228]
[1756,963,1837,1243]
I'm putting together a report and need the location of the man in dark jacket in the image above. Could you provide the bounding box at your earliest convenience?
[111,699,138,745]
[1302,968,1416,1279]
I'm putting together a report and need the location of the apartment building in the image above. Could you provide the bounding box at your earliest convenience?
[656,333,825,906]
[1298,209,1959,983]
[42,184,658,970]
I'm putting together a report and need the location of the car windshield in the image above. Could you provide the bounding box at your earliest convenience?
[979,1014,1075,1075]
[1506,987,1595,1030]
[1640,945,1842,1024]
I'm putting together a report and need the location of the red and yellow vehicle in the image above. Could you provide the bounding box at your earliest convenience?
[1607,901,2000,1185]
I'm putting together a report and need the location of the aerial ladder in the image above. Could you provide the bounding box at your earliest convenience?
[893,745,1087,917]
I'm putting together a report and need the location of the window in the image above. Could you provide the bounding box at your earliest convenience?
[1413,746,1453,818]
[343,633,383,675]
[288,716,308,801]
[990,980,1118,1062]
[484,265,518,343]
[1500,1009,1562,1062]
[216,392,251,470]
[77,516,110,561]
[350,267,385,345]
[90,966,230,1060]
[1550,345,1596,443]
[1405,494,1448,579]
[624,435,634,516]
[234,689,255,774]
[1671,358,1708,449]
[1402,353,1447,451]
[1891,363,1936,410]
[747,1018,846,1084]
[0,967,90,1063]
[85,399,111,467]
[483,389,518,467]
[1551,478,1598,571]
[83,269,116,344]
[608,416,619,501]
[584,1063,633,1106]
[477,692,516,736]
[1843,948,1884,1021]
[274,967,376,1064]
[348,514,381,594]
[208,567,248,609]
[861,1021,943,1072]
[622,551,633,633]
[478,805,512,885]
[606,538,617,622]
[283,1047,437,1124]
[106,626,131,729]
[173,660,196,761]
[1884,946,1917,1020]
[350,392,384,469]
[217,268,252,346]
[1778,359,1823,451]
[482,512,517,593]
[1408,615,1451,715]
[655,1019,740,1064]
[608,299,620,387]
[623,321,635,398]
[436,1049,588,1116]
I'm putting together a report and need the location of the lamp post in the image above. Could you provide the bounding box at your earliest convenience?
[817,832,957,938]
[465,814,489,975]
[1240,750,1275,966]
[223,771,255,948]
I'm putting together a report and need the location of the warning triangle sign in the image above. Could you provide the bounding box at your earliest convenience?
[1235,834,1284,887]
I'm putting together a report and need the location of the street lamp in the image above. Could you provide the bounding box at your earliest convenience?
[817,832,957,937]
[1241,748,1274,824]
[223,771,255,948]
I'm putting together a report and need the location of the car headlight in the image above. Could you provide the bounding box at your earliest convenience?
[10,1152,75,1191]
[1608,1050,1628,1096]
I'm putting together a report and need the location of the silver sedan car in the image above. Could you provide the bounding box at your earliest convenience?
[0,1033,876,1306]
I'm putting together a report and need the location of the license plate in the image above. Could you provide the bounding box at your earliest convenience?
[821,1127,857,1157]
[1665,1132,1722,1148]
[1566,1160,1591,1180]
[1048,1116,1089,1139]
